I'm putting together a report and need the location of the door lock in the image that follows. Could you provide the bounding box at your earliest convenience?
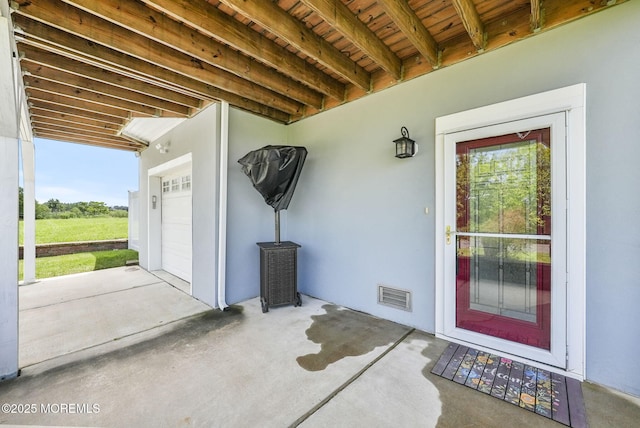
[446,225,456,245]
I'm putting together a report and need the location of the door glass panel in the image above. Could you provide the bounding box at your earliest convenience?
[456,130,551,350]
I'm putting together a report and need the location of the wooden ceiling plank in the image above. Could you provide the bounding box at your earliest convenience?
[142,0,344,101]
[14,27,291,123]
[33,123,122,143]
[377,0,440,68]
[21,61,192,116]
[29,100,127,125]
[34,126,140,145]
[30,110,122,131]
[19,43,201,109]
[300,0,402,80]
[450,0,486,52]
[59,0,323,109]
[23,75,175,118]
[26,88,132,119]
[218,0,372,92]
[16,31,211,103]
[34,131,142,151]
[33,121,121,140]
[13,0,303,117]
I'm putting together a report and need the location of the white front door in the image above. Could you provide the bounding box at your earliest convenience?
[442,113,567,368]
[161,167,192,282]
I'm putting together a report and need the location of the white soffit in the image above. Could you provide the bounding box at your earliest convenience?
[121,118,186,144]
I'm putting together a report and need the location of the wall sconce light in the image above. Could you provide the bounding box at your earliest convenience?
[152,195,157,209]
[155,141,170,154]
[393,126,417,159]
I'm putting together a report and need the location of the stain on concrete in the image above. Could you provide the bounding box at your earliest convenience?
[15,305,244,382]
[297,304,409,371]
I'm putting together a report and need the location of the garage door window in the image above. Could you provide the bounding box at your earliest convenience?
[182,175,191,191]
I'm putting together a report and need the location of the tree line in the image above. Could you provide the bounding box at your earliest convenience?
[19,187,128,220]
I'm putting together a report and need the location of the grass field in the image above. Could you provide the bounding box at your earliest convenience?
[20,249,139,280]
[19,217,128,245]
[19,217,134,280]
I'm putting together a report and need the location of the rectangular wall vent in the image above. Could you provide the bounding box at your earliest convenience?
[378,285,412,311]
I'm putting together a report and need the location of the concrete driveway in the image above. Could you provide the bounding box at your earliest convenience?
[0,267,638,427]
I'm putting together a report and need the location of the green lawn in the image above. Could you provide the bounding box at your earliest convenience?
[18,217,134,280]
[19,217,128,245]
[20,249,139,280]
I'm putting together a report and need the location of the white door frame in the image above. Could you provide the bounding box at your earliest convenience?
[435,84,586,379]
[443,113,567,368]
[147,153,193,279]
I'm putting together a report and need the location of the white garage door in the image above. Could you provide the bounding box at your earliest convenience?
[161,167,192,282]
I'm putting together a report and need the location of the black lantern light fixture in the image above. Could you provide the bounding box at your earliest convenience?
[393,126,418,159]
[393,126,417,158]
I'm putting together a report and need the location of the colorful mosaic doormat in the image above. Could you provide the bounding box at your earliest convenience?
[431,343,586,427]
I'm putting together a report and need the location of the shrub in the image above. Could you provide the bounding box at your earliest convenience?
[55,211,76,219]
[109,210,129,218]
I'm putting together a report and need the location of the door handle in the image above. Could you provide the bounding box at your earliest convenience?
[446,225,456,245]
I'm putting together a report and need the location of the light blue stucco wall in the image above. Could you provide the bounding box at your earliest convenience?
[225,109,288,304]
[139,106,221,307]
[225,2,640,396]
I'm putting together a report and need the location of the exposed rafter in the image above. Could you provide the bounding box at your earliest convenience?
[6,0,626,151]
[29,100,128,125]
[218,0,372,92]
[14,0,303,116]
[531,0,543,32]
[13,14,292,124]
[18,44,201,109]
[141,0,345,102]
[21,61,192,116]
[300,0,402,81]
[451,0,486,52]
[377,0,440,69]
[61,0,324,110]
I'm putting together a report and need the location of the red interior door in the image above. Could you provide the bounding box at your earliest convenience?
[455,129,551,350]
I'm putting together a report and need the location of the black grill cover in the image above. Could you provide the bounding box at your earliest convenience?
[238,145,308,211]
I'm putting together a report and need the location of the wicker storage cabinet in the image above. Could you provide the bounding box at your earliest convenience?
[257,241,301,313]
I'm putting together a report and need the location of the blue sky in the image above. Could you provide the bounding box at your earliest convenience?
[23,138,139,208]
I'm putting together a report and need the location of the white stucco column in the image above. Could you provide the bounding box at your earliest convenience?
[0,135,19,381]
[21,138,36,284]
[0,10,20,381]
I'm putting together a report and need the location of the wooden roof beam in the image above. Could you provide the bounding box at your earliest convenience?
[29,100,128,125]
[33,125,143,145]
[19,43,201,109]
[377,0,440,69]
[23,76,180,118]
[32,118,122,139]
[14,25,292,124]
[451,0,486,52]
[300,0,402,81]
[219,0,372,92]
[142,0,344,102]
[26,89,133,120]
[21,61,192,116]
[60,0,323,110]
[13,0,303,117]
[34,130,142,151]
[30,110,123,131]
[531,0,543,32]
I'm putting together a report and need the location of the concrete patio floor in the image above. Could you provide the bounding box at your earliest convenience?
[1,267,639,427]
